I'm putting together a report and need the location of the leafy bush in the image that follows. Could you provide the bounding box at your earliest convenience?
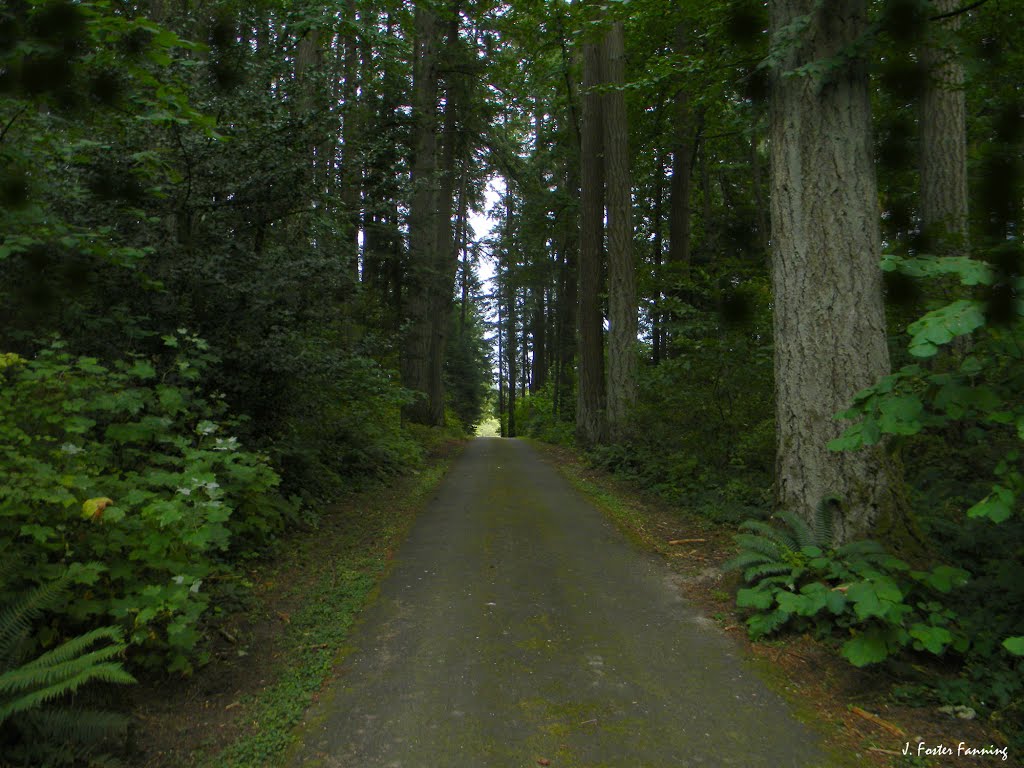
[726,503,970,666]
[832,253,1023,525]
[1,569,135,767]
[513,382,575,444]
[0,334,292,673]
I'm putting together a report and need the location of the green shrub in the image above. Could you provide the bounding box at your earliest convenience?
[726,503,970,667]
[0,334,291,673]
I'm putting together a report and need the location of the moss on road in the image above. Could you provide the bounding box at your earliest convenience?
[290,438,833,767]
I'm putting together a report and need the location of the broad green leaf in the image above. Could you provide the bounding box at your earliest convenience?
[842,630,890,666]
[923,565,970,593]
[909,624,952,654]
[967,486,1015,523]
[736,587,774,610]
[907,300,985,357]
[877,395,924,436]
[1003,637,1024,656]
[746,609,791,639]
[128,360,157,379]
[825,589,847,614]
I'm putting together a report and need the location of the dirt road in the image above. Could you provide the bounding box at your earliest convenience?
[291,437,831,767]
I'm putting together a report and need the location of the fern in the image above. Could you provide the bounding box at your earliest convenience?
[733,532,784,560]
[743,562,795,583]
[774,509,817,548]
[814,496,839,546]
[26,706,131,748]
[721,550,773,573]
[0,573,68,670]
[737,519,799,550]
[0,573,136,764]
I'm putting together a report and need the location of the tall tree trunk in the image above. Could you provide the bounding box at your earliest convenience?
[530,290,547,392]
[401,3,442,425]
[556,70,580,419]
[505,281,518,438]
[920,0,968,254]
[497,297,506,437]
[420,4,465,427]
[668,23,693,270]
[340,0,362,283]
[652,148,665,365]
[602,21,637,443]
[769,0,899,543]
[576,39,606,446]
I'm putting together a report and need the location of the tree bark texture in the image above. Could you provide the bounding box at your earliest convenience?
[576,40,606,446]
[401,3,443,425]
[769,0,897,543]
[920,0,968,253]
[601,21,637,443]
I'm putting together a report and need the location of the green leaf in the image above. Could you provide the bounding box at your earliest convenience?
[841,630,890,666]
[825,589,847,614]
[909,624,952,654]
[967,485,1015,523]
[877,395,924,436]
[847,582,881,618]
[1002,636,1024,656]
[736,587,774,610]
[19,524,56,543]
[907,300,985,357]
[128,360,157,379]
[746,609,791,639]
[923,565,970,593]
[76,357,108,374]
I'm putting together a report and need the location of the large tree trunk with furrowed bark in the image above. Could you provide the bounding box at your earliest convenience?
[921,0,968,254]
[769,0,900,544]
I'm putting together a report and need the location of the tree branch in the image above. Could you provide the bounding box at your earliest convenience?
[930,0,989,21]
[0,106,28,144]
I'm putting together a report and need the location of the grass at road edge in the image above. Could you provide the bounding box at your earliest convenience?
[207,455,458,768]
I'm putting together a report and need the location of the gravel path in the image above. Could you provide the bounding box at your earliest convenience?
[291,437,832,767]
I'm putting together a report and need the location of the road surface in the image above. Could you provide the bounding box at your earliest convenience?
[291,437,831,767]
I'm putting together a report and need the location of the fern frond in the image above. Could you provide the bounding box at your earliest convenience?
[733,533,783,560]
[774,510,816,548]
[0,662,135,723]
[815,496,839,546]
[758,575,796,587]
[22,626,126,672]
[0,575,69,669]
[743,563,794,583]
[27,705,130,746]
[739,519,798,551]
[1,651,136,698]
[722,551,773,573]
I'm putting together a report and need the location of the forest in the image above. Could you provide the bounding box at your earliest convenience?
[0,0,1022,765]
